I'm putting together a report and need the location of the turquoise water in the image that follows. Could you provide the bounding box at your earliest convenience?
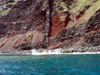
[0,54,100,75]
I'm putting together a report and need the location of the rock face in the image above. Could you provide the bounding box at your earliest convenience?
[0,0,100,51]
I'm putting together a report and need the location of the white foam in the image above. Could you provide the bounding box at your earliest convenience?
[31,48,62,55]
[31,48,100,55]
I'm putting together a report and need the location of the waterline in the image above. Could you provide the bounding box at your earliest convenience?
[31,48,100,55]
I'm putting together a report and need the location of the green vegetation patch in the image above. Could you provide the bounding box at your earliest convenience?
[79,0,100,24]
[55,1,68,13]
[0,0,18,18]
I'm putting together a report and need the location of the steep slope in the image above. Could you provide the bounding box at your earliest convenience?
[0,0,100,52]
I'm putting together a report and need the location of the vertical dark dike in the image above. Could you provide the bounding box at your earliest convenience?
[44,0,53,46]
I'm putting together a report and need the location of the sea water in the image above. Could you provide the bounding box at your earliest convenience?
[0,54,100,75]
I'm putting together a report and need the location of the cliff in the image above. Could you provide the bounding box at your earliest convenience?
[0,0,100,52]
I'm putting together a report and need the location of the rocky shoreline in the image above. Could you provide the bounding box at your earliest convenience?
[0,46,100,55]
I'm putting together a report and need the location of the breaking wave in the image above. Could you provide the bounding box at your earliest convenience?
[31,48,63,55]
[31,46,100,55]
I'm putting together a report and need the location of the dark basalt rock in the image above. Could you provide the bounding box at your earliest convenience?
[84,32,100,46]
[55,27,77,41]
[20,45,32,50]
[64,0,76,6]
[0,23,7,37]
[83,9,100,46]
[32,42,47,49]
[0,0,45,36]
[14,43,32,50]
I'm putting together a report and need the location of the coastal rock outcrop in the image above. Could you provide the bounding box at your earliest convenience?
[0,0,100,52]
